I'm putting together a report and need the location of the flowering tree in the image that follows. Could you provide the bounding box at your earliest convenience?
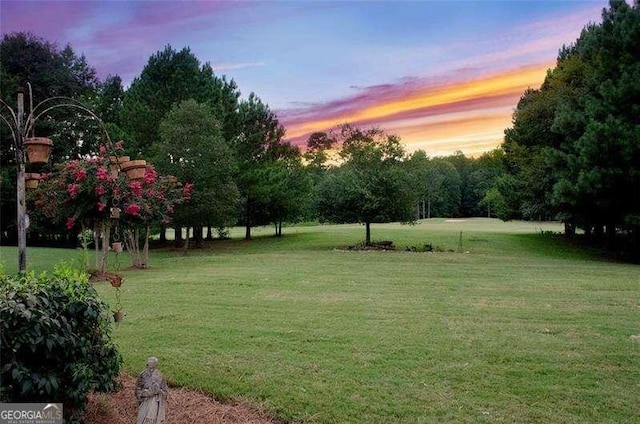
[117,168,192,268]
[30,142,189,273]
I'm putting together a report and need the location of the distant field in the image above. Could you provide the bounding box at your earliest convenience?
[2,219,638,423]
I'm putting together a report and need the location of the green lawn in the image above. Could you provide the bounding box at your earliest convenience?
[2,219,639,423]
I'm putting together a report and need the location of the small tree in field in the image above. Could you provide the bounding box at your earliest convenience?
[315,124,417,245]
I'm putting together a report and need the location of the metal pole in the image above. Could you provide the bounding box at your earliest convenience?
[16,88,26,274]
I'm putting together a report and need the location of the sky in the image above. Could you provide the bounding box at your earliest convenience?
[0,0,605,157]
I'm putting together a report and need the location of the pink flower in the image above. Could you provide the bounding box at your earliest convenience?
[129,181,143,197]
[166,205,174,213]
[73,168,87,182]
[95,185,106,196]
[67,184,79,198]
[113,187,122,197]
[96,167,111,182]
[97,202,107,212]
[115,140,124,150]
[124,203,141,216]
[183,183,194,200]
[99,145,107,155]
[66,218,75,230]
[65,160,80,170]
[143,167,158,184]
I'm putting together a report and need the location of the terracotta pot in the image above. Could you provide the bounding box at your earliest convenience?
[109,274,123,287]
[111,242,123,253]
[113,310,125,323]
[108,155,130,178]
[110,207,121,219]
[121,159,147,181]
[24,137,53,164]
[25,172,41,190]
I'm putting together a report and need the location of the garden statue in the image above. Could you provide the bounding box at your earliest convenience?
[135,356,168,424]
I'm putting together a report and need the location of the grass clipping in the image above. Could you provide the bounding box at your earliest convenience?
[85,374,277,424]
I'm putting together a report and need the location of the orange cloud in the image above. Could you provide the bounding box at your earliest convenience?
[281,62,552,156]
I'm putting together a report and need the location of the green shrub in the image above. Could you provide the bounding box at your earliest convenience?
[0,264,122,423]
[405,243,433,252]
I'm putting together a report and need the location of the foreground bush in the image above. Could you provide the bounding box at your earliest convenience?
[0,265,122,423]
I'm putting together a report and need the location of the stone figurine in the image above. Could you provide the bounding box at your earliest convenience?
[135,356,168,424]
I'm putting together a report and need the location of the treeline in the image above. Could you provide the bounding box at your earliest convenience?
[0,32,503,247]
[499,0,639,254]
[1,0,637,257]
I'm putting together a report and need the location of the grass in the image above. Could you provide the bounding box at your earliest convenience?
[2,219,639,423]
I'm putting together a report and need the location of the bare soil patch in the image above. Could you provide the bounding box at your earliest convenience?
[85,374,279,424]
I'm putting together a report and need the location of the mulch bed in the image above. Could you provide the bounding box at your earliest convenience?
[84,374,279,424]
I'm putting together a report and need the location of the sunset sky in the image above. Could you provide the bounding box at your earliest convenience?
[1,0,605,157]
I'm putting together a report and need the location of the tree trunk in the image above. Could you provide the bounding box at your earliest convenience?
[245,201,252,240]
[427,198,431,219]
[564,221,576,237]
[206,225,213,241]
[142,226,150,268]
[365,222,371,246]
[79,224,90,271]
[94,224,101,271]
[183,227,190,252]
[159,225,167,244]
[594,223,604,240]
[194,225,203,246]
[123,228,141,268]
[174,226,183,247]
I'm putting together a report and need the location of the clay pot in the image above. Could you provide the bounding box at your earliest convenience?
[121,160,147,181]
[111,242,123,253]
[25,172,41,190]
[109,274,123,288]
[108,155,130,178]
[113,310,125,323]
[24,137,53,164]
[110,207,121,219]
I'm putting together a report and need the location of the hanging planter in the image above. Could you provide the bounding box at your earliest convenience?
[24,137,53,165]
[107,273,123,288]
[25,172,41,190]
[113,309,125,324]
[111,241,123,253]
[110,207,121,219]
[121,159,147,181]
[108,155,130,178]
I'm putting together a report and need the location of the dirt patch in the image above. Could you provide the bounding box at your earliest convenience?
[84,374,279,424]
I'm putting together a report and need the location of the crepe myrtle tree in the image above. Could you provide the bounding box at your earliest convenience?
[30,141,189,272]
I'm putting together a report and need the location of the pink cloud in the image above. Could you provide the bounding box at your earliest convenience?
[1,1,94,43]
[281,63,550,156]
